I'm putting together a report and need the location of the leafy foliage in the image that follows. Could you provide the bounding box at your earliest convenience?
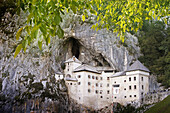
[138,21,170,88]
[15,0,169,57]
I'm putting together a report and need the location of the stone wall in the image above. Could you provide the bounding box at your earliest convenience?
[143,90,170,105]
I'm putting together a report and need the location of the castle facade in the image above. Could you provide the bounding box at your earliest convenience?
[64,56,150,109]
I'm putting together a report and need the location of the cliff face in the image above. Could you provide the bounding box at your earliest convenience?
[0,7,140,112]
[61,12,141,71]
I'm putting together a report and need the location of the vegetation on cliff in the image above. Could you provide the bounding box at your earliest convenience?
[145,95,170,113]
[138,21,170,88]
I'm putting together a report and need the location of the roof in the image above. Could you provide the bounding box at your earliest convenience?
[96,66,115,71]
[65,56,82,64]
[65,77,78,81]
[110,71,126,78]
[74,64,101,74]
[127,60,150,72]
[55,72,62,75]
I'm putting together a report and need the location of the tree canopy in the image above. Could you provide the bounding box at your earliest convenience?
[138,20,170,88]
[15,0,170,57]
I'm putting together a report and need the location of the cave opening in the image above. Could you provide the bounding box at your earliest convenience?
[69,37,80,59]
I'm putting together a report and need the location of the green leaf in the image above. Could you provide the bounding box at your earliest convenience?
[17,0,21,15]
[31,24,41,38]
[82,15,85,21]
[14,44,22,58]
[22,38,28,49]
[25,25,31,35]
[38,41,42,50]
[47,36,50,45]
[57,26,64,38]
[54,14,61,25]
[27,13,33,24]
[71,4,76,14]
[32,24,41,34]
[16,27,23,40]
[164,18,167,24]
[32,0,37,5]
[40,23,47,36]
[49,28,55,37]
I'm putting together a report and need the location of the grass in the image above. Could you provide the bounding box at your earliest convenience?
[145,95,170,113]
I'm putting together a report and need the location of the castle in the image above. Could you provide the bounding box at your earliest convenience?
[63,56,150,109]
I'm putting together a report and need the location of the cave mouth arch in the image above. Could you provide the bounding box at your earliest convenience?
[68,37,81,59]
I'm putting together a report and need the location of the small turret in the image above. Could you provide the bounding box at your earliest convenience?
[64,56,82,78]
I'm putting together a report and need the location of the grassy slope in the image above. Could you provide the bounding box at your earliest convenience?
[145,95,170,113]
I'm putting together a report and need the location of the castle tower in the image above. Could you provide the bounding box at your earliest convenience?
[64,56,82,78]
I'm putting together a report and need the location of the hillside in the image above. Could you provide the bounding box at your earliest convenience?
[145,95,170,113]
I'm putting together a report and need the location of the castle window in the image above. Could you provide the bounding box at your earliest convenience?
[100,90,102,94]
[141,77,143,81]
[79,97,81,100]
[134,85,136,89]
[114,97,117,99]
[70,83,72,85]
[114,81,116,83]
[124,80,126,82]
[100,77,103,80]
[142,85,144,90]
[107,77,110,80]
[92,76,95,79]
[96,77,98,80]
[68,63,69,65]
[129,86,131,90]
[88,89,91,93]
[129,77,131,81]
[107,90,110,94]
[107,84,109,87]
[78,75,81,78]
[88,75,91,79]
[130,95,132,97]
[88,82,91,85]
[96,83,98,87]
[66,74,71,78]
[124,96,126,98]
[113,84,120,87]
[101,96,103,98]
[68,69,69,71]
[95,90,98,94]
[78,82,81,85]
[134,95,136,97]
[100,83,102,87]
[124,88,126,90]
[134,77,136,81]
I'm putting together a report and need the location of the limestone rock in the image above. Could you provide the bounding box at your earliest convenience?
[0,9,141,112]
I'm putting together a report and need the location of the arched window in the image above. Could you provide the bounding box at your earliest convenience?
[66,74,71,78]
